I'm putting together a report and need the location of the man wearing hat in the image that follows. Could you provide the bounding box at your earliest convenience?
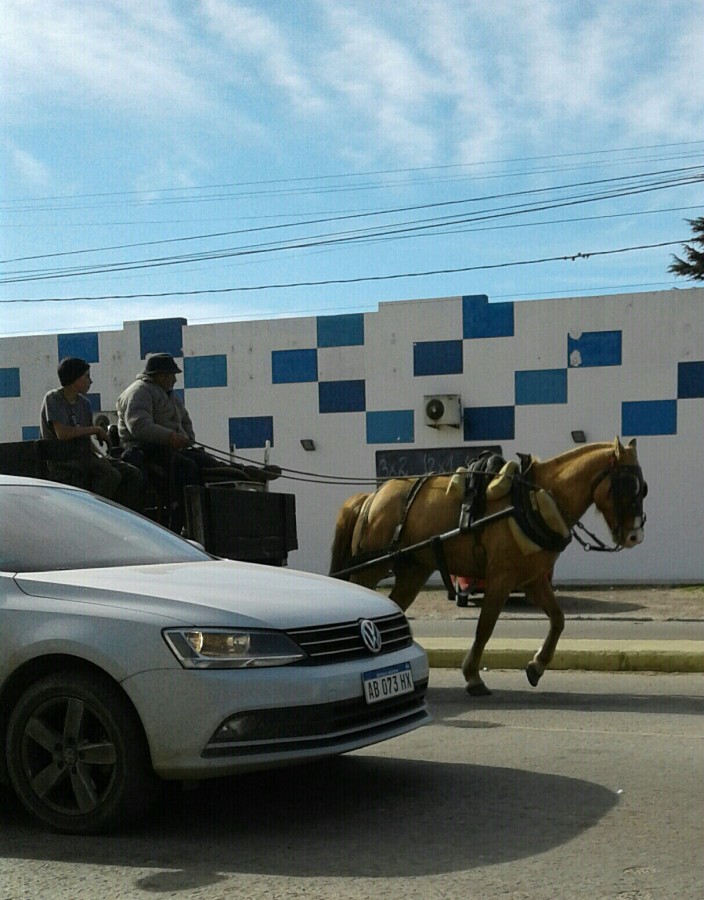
[117,352,279,532]
[40,357,143,510]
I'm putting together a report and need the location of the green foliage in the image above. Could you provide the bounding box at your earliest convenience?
[669,216,704,281]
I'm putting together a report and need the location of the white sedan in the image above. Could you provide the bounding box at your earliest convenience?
[0,475,430,834]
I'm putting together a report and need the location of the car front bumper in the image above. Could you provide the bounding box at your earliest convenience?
[122,643,430,779]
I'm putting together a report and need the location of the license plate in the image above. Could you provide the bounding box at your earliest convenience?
[362,662,414,705]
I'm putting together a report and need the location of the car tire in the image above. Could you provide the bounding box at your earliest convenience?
[6,670,159,834]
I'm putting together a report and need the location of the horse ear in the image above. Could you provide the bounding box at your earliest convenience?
[613,436,623,458]
[628,438,637,450]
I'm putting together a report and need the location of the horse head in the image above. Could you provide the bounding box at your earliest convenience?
[592,437,647,548]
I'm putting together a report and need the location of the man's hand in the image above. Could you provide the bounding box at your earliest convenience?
[168,432,192,450]
[92,426,110,443]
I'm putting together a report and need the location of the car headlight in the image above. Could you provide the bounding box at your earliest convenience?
[163,628,306,669]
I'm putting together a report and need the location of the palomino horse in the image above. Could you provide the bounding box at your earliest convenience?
[330,438,647,695]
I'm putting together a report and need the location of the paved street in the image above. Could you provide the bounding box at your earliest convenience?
[2,670,702,900]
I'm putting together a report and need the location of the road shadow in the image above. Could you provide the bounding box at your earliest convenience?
[426,684,704,718]
[0,755,616,882]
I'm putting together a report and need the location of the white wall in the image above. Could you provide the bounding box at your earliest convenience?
[2,287,702,583]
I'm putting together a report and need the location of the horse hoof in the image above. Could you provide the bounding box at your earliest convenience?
[526,662,542,687]
[466,682,492,697]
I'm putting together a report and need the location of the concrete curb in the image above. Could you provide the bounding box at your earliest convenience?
[417,637,704,673]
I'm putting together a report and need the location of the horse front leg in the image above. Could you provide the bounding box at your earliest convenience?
[461,586,510,696]
[524,575,564,687]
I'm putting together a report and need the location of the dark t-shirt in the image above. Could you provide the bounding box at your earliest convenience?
[40,389,94,453]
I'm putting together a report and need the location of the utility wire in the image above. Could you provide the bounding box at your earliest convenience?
[3,163,702,265]
[3,172,701,283]
[0,239,686,303]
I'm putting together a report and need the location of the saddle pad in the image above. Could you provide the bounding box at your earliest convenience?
[486,460,519,501]
[532,488,570,538]
[509,488,570,555]
[445,467,468,497]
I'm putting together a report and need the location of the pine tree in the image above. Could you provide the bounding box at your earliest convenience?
[669,217,704,281]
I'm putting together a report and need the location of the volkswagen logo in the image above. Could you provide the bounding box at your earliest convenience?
[360,619,382,654]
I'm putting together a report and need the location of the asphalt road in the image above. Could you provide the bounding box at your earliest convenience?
[2,670,702,900]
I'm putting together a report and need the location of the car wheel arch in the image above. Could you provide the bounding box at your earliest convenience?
[1,654,154,778]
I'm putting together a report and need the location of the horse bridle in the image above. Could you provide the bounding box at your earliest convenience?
[573,461,648,552]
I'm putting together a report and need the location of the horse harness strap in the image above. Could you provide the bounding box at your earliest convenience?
[387,475,458,600]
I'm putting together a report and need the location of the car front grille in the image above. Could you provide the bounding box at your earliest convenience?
[203,679,429,758]
[285,612,413,664]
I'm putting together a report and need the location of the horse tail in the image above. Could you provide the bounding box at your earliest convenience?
[329,492,369,579]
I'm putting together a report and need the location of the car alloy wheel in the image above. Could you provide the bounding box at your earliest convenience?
[6,671,158,834]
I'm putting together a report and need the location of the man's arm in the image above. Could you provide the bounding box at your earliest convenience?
[53,421,109,442]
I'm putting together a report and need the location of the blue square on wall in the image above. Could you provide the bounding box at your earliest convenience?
[464,406,515,441]
[622,400,677,435]
[366,410,414,444]
[229,416,274,449]
[184,355,227,389]
[677,361,704,398]
[58,332,100,364]
[515,369,567,405]
[413,340,463,376]
[462,295,514,339]
[317,314,364,348]
[139,318,186,360]
[319,380,366,413]
[0,367,20,398]
[272,349,318,383]
[568,331,622,367]
[22,425,41,441]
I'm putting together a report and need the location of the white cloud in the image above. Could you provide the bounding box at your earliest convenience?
[1,0,213,118]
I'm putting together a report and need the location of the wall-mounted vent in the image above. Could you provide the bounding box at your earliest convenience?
[423,394,462,428]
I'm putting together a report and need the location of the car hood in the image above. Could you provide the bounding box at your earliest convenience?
[15,560,401,629]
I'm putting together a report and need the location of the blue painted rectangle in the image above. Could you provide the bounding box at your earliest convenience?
[0,367,20,398]
[319,380,366,413]
[184,355,228,389]
[622,400,677,435]
[463,406,514,441]
[568,331,622,367]
[317,314,364,348]
[22,425,41,441]
[515,369,567,405]
[58,332,99,363]
[139,318,186,359]
[272,349,318,383]
[462,295,514,339]
[677,361,704,398]
[366,410,414,444]
[85,392,101,412]
[413,340,463,376]
[229,416,274,449]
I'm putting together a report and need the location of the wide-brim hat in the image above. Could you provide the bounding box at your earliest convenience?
[143,352,182,375]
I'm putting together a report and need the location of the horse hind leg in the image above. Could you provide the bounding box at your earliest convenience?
[524,576,564,687]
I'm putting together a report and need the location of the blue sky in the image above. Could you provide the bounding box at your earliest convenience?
[2,0,704,339]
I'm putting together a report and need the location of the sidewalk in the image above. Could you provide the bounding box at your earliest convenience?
[407,586,704,673]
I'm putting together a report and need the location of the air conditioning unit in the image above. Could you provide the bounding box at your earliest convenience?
[94,410,117,430]
[423,394,462,428]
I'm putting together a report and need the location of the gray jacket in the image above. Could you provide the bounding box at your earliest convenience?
[116,375,195,448]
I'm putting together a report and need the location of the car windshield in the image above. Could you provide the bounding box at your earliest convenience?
[0,483,211,572]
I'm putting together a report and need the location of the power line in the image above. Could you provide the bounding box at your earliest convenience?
[0,239,685,304]
[2,171,701,283]
[3,163,703,265]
